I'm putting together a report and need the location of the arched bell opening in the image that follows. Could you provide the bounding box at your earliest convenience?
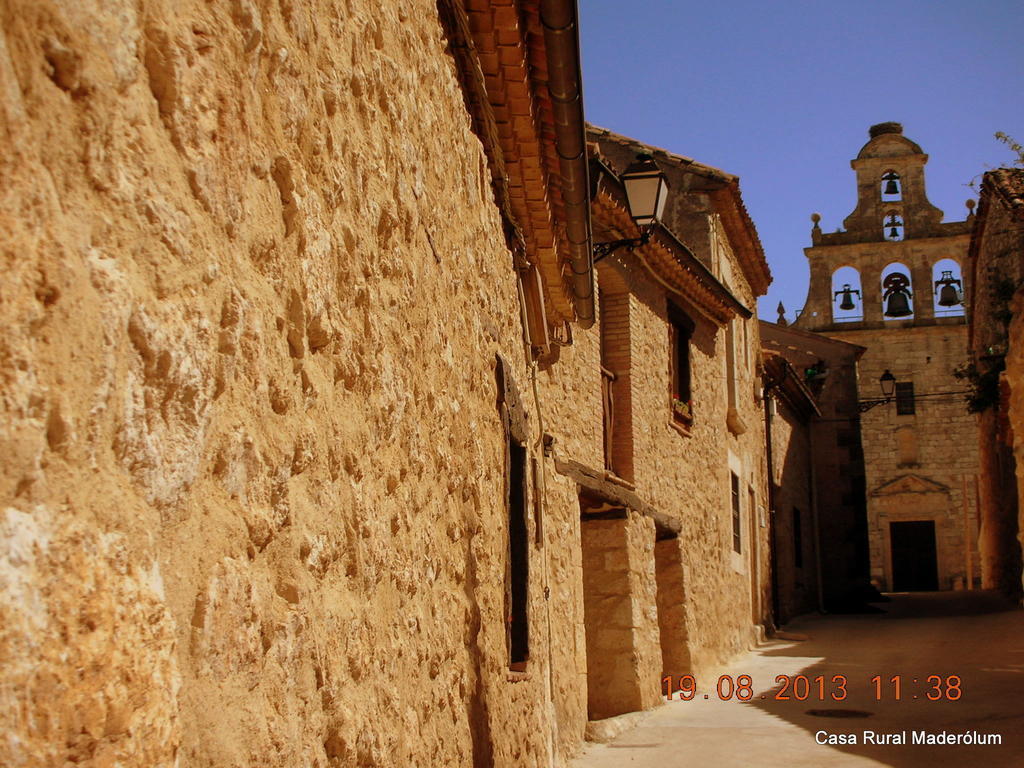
[881,262,914,320]
[830,265,863,323]
[883,211,904,241]
[931,258,965,317]
[881,170,902,202]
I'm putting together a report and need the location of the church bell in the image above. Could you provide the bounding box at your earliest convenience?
[883,173,900,196]
[885,292,912,317]
[935,270,963,307]
[885,213,902,240]
[834,283,860,311]
[883,273,913,317]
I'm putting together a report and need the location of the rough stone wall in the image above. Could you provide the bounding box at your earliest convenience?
[829,323,980,591]
[534,329,603,754]
[1007,290,1024,599]
[767,397,815,623]
[0,1,570,765]
[969,189,1024,597]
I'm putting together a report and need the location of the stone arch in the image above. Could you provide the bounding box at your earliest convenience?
[931,257,965,317]
[881,170,902,202]
[881,262,914,319]
[830,265,863,322]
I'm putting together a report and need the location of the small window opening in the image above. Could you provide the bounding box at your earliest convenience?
[730,472,742,553]
[669,304,694,425]
[507,435,529,668]
[895,382,915,415]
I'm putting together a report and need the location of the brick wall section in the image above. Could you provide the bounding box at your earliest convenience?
[600,288,635,481]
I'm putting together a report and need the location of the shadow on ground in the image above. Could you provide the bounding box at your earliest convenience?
[747,590,1024,767]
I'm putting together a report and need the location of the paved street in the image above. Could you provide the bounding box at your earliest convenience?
[572,591,1024,767]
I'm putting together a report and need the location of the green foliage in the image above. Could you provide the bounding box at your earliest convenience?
[954,360,1004,413]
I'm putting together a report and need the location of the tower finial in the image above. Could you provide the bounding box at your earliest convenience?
[776,302,788,327]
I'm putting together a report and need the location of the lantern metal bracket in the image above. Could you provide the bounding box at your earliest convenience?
[857,396,893,413]
[593,227,653,263]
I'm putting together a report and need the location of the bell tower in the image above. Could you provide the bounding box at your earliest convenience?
[796,122,971,330]
[793,123,980,594]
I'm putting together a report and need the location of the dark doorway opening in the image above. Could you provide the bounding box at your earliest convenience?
[890,521,938,591]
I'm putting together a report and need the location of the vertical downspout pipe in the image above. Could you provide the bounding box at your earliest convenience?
[808,421,825,612]
[539,0,594,328]
[763,384,781,631]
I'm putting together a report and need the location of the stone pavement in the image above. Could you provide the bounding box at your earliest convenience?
[571,591,1024,767]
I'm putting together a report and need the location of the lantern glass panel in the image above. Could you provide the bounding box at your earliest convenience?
[623,172,666,226]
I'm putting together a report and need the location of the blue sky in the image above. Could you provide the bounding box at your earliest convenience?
[578,1,1024,321]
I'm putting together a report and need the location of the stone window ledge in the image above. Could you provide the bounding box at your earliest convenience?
[669,420,693,439]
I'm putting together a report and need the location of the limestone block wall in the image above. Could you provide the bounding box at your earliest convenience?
[760,322,872,610]
[767,397,816,623]
[829,324,980,591]
[0,1,570,765]
[580,513,661,720]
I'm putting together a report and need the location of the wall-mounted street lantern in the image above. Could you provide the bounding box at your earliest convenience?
[858,369,897,412]
[594,154,670,262]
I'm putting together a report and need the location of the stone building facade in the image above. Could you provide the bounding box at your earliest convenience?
[968,168,1024,599]
[760,351,819,623]
[0,2,782,766]
[794,123,980,593]
[760,321,873,614]
[588,127,775,645]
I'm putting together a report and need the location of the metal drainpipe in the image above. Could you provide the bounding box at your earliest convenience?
[763,387,781,630]
[539,0,594,328]
[808,422,826,613]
